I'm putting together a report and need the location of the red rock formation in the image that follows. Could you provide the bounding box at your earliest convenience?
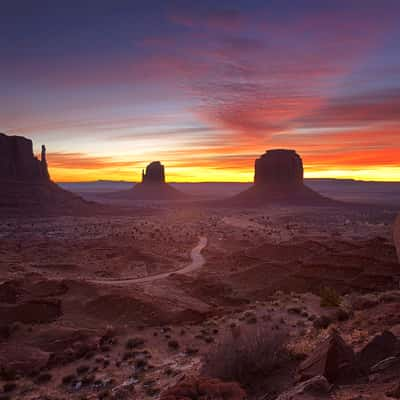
[230,149,333,206]
[255,149,303,186]
[142,161,165,184]
[108,161,187,201]
[0,133,49,181]
[0,132,93,214]
[297,331,357,383]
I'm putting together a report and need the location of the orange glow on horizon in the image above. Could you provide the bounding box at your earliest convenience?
[51,164,400,183]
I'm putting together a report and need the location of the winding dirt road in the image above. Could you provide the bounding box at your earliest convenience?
[90,236,208,285]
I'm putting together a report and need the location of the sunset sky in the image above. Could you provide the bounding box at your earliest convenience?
[1,0,400,182]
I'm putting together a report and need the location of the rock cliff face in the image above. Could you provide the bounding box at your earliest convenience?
[230,149,332,206]
[0,133,49,181]
[0,132,92,214]
[142,161,165,184]
[254,149,303,186]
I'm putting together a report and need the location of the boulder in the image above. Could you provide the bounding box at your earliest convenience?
[160,376,246,400]
[394,214,400,263]
[357,331,399,373]
[276,376,332,400]
[297,331,357,383]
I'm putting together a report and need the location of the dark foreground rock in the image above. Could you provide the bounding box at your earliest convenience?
[276,376,332,400]
[297,331,357,384]
[357,331,399,373]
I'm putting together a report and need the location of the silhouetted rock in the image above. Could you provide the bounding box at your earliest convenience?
[229,149,333,206]
[357,331,399,373]
[107,161,187,201]
[142,161,165,184]
[0,133,49,181]
[255,149,303,186]
[394,214,400,263]
[0,132,94,214]
[297,331,357,383]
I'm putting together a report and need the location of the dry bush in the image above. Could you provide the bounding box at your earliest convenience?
[319,286,341,307]
[201,325,287,386]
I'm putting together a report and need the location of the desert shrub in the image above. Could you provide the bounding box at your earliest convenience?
[319,287,341,307]
[201,325,287,386]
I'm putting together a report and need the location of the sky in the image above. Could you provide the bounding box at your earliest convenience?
[1,0,400,182]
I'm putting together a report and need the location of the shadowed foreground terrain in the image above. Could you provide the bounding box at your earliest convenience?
[0,204,399,400]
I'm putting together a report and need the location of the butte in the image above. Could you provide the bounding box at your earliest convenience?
[229,149,333,206]
[0,132,91,214]
[110,161,186,201]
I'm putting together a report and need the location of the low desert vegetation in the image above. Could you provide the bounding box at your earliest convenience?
[319,286,341,307]
[201,325,287,387]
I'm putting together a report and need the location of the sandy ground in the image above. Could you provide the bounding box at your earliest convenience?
[0,204,399,399]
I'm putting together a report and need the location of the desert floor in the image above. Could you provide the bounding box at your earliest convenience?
[0,204,399,399]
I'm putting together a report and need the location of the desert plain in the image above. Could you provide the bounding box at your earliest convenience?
[1,198,399,400]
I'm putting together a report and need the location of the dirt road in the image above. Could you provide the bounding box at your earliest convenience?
[90,236,208,285]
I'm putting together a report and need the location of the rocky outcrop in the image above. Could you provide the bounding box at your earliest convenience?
[0,133,49,181]
[394,214,400,263]
[142,161,165,184]
[255,149,303,186]
[229,149,332,206]
[276,376,332,400]
[297,331,357,384]
[0,132,94,214]
[357,331,399,373]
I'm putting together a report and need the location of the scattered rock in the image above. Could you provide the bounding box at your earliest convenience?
[370,356,399,373]
[276,375,332,399]
[357,331,399,373]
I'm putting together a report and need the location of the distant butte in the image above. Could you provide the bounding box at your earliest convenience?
[109,161,186,201]
[230,149,333,206]
[0,132,92,214]
[142,161,165,184]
